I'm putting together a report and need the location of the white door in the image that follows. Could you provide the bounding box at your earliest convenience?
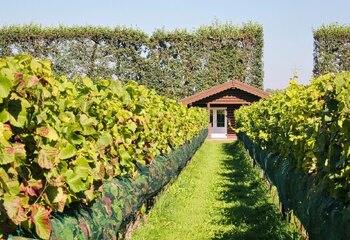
[210,108,227,138]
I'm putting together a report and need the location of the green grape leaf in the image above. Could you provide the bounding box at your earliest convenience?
[75,157,91,180]
[0,146,16,164]
[29,204,52,240]
[82,77,93,88]
[45,186,67,212]
[0,168,20,195]
[98,132,113,147]
[0,109,9,122]
[64,169,87,193]
[59,143,77,160]
[118,145,131,162]
[30,59,41,73]
[127,121,137,132]
[8,99,27,128]
[79,114,97,135]
[0,76,13,98]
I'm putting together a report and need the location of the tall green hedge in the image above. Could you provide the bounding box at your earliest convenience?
[313,24,350,76]
[0,22,263,99]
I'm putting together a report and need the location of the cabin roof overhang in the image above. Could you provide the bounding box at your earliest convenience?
[180,80,269,105]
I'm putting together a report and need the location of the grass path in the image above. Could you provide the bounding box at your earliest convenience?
[131,141,301,240]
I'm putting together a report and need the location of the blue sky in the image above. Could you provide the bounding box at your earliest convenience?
[1,0,349,90]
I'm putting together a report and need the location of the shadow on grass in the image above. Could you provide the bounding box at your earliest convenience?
[212,141,299,240]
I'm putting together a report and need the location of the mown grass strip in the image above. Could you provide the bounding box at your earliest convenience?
[131,141,301,240]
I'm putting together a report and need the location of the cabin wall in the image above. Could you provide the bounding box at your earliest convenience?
[192,104,241,135]
[189,88,263,137]
[227,105,241,134]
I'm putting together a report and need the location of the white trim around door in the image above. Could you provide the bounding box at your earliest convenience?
[210,107,227,138]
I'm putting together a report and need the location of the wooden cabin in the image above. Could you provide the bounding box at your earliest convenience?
[180,80,268,139]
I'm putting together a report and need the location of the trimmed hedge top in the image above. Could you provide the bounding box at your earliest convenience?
[0,22,264,99]
[313,24,350,76]
[0,54,207,239]
[314,24,350,40]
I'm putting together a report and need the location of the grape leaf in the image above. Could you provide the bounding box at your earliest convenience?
[59,143,77,160]
[38,146,60,169]
[3,196,27,225]
[64,169,87,193]
[0,76,13,98]
[82,77,93,88]
[36,126,59,141]
[30,204,51,240]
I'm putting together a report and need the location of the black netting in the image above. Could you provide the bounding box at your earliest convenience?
[10,129,208,239]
